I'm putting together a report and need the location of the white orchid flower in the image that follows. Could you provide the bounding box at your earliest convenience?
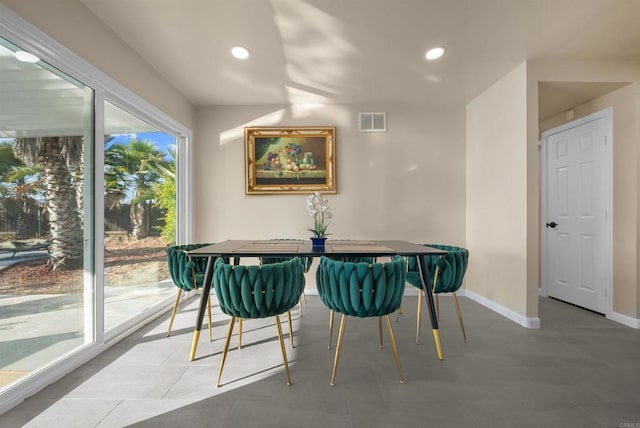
[305,192,332,237]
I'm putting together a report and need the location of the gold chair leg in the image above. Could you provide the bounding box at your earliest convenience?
[238,318,243,350]
[275,314,292,386]
[216,317,236,387]
[452,292,468,343]
[287,310,294,348]
[378,316,383,348]
[395,305,403,322]
[299,290,307,317]
[207,296,213,342]
[166,288,182,337]
[416,289,423,345]
[435,294,440,321]
[328,309,334,349]
[385,315,405,384]
[330,314,347,386]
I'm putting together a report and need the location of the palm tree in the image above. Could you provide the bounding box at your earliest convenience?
[12,136,84,270]
[0,142,21,174]
[105,139,169,239]
[1,165,45,239]
[104,137,128,210]
[150,147,177,244]
[0,142,44,238]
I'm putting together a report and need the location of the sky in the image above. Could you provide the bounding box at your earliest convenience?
[106,131,177,158]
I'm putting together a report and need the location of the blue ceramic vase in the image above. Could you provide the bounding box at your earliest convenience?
[310,236,327,251]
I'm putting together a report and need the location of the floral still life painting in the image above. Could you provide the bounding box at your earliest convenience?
[245,127,336,194]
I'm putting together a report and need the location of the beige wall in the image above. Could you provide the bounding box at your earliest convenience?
[465,59,640,324]
[530,60,640,320]
[8,1,639,322]
[193,104,466,255]
[539,83,639,318]
[2,0,195,130]
[466,62,530,318]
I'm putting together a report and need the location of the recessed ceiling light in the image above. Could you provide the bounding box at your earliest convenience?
[425,46,446,61]
[231,45,250,60]
[14,50,40,63]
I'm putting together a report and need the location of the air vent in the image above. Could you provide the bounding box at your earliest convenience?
[359,112,387,132]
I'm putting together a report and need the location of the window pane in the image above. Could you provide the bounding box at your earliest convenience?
[104,101,176,332]
[0,37,94,389]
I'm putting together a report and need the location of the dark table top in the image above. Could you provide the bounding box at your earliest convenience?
[187,239,447,258]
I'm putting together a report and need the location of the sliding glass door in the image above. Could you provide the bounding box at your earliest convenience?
[0,36,94,390]
[103,101,177,332]
[0,8,190,409]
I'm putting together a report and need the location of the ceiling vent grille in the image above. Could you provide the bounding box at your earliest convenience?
[359,112,387,132]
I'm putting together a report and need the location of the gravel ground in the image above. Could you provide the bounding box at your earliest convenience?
[0,236,169,295]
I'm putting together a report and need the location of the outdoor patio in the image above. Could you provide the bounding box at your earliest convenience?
[0,245,175,389]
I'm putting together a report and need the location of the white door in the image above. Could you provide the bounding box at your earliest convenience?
[543,109,611,314]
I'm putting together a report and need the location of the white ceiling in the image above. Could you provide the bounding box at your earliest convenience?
[3,0,640,139]
[0,42,88,138]
[0,42,159,138]
[538,81,630,121]
[78,0,640,115]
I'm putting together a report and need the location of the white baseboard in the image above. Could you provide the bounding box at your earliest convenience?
[607,311,640,329]
[308,286,638,329]
[460,289,541,329]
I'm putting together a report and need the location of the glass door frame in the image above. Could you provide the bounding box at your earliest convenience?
[0,3,192,414]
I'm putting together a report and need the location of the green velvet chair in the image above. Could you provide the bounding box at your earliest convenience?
[323,256,375,349]
[213,257,306,387]
[166,243,213,339]
[316,256,406,385]
[260,255,313,347]
[261,255,313,309]
[405,244,469,344]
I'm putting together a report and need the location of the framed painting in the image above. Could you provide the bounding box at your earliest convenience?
[245,126,336,194]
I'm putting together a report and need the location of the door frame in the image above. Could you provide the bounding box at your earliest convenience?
[540,107,613,315]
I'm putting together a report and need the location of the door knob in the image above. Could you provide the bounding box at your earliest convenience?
[546,221,558,228]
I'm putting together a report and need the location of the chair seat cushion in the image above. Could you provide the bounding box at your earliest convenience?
[316,256,406,318]
[167,243,212,291]
[406,244,468,294]
[214,257,305,319]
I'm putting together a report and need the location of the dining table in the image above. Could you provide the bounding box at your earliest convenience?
[186,239,447,361]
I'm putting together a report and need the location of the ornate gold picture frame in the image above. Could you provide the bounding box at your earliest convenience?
[245,126,336,194]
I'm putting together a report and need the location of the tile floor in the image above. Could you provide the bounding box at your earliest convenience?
[0,295,639,427]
